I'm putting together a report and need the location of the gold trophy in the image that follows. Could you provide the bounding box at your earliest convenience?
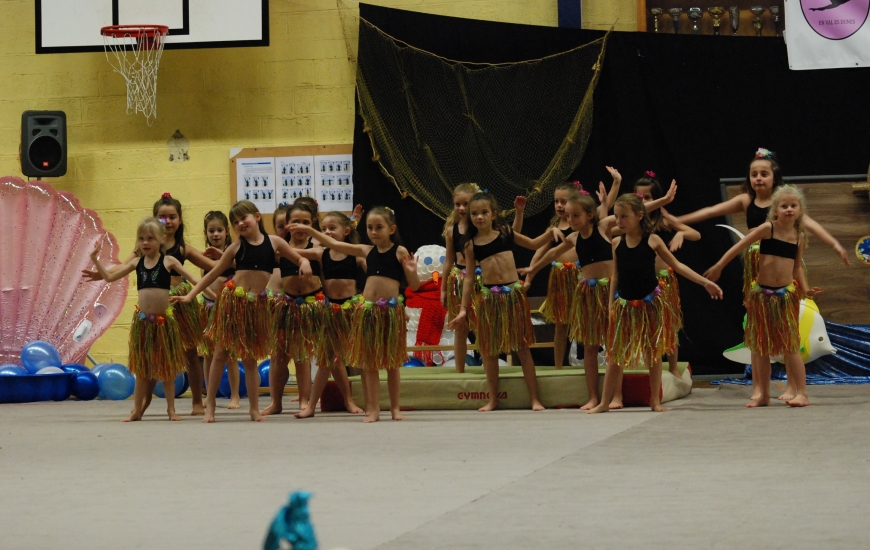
[688,7,703,34]
[650,7,664,33]
[729,6,740,36]
[709,7,725,36]
[751,6,765,36]
[668,7,684,34]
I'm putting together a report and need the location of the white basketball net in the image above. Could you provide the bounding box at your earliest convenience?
[102,27,167,125]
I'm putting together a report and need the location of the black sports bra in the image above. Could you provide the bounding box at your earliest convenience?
[473,231,512,263]
[452,223,465,255]
[575,227,612,267]
[165,241,185,276]
[746,201,770,229]
[236,236,278,273]
[552,226,574,249]
[366,243,404,282]
[137,254,171,290]
[615,235,658,300]
[759,222,798,260]
[280,241,321,278]
[322,248,357,280]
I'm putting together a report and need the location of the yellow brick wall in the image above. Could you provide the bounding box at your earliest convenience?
[0,0,559,363]
[582,0,638,31]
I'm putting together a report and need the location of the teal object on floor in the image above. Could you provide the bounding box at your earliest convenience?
[263,491,317,550]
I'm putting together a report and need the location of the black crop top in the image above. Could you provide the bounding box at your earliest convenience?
[552,226,574,249]
[615,235,658,300]
[322,248,357,280]
[236,235,278,273]
[575,228,612,267]
[165,241,185,276]
[137,254,171,290]
[366,243,404,282]
[204,266,236,278]
[759,222,798,260]
[452,223,465,255]
[746,201,770,229]
[280,241,321,278]
[473,232,512,263]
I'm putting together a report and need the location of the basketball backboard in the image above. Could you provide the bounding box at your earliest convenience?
[35,0,268,53]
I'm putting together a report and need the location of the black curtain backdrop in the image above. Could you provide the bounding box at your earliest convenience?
[352,4,870,374]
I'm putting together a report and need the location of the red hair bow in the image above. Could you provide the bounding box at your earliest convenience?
[644,170,656,178]
[161,192,172,199]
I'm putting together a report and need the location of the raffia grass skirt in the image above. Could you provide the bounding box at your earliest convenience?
[607,287,665,368]
[540,262,579,325]
[568,276,610,346]
[473,283,535,357]
[657,268,683,355]
[348,297,407,370]
[272,291,325,363]
[169,281,205,351]
[128,307,186,381]
[744,280,801,357]
[317,298,354,368]
[205,282,273,360]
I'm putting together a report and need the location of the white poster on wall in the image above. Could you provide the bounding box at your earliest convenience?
[275,156,315,204]
[785,0,870,70]
[315,154,354,211]
[237,158,277,213]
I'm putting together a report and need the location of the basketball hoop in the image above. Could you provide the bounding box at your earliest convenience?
[101,25,169,125]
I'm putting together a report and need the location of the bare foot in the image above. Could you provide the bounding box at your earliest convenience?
[478,401,497,412]
[299,399,309,411]
[363,410,380,423]
[250,410,267,422]
[786,395,810,407]
[587,402,609,414]
[346,401,364,414]
[750,391,762,401]
[391,409,406,421]
[531,400,545,411]
[777,392,796,401]
[294,407,315,419]
[191,404,205,416]
[168,412,183,421]
[746,397,770,408]
[228,398,241,410]
[580,398,600,411]
[261,403,283,416]
[650,404,669,412]
[202,411,216,423]
[609,398,624,410]
[123,412,143,422]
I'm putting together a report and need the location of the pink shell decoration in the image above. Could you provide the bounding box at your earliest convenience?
[0,177,127,365]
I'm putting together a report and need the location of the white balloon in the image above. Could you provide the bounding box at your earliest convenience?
[36,366,64,375]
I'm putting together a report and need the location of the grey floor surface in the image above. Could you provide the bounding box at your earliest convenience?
[2,384,869,550]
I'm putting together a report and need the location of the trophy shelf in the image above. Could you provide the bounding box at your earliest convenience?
[637,0,785,37]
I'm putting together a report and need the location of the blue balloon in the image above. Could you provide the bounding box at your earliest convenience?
[258,359,271,388]
[62,363,90,374]
[404,356,425,367]
[154,373,188,398]
[90,364,111,399]
[218,362,247,398]
[464,354,482,366]
[20,340,62,374]
[98,364,135,401]
[71,371,100,400]
[0,364,28,376]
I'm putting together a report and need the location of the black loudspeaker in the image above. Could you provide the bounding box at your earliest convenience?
[21,110,67,177]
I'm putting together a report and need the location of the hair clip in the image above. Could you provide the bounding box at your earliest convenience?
[644,170,656,178]
[158,216,168,226]
[572,180,583,190]
[755,148,773,159]
[483,188,489,194]
[161,192,172,199]
[635,193,645,198]
[278,201,290,207]
[384,206,394,214]
[578,189,590,195]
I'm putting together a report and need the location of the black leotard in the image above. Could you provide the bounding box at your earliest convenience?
[759,222,798,260]
[615,235,658,300]
[746,201,770,229]
[165,242,185,276]
[137,254,171,290]
[236,236,277,273]
[366,243,403,282]
[473,232,511,263]
[280,241,321,278]
[575,228,612,266]
[452,223,466,269]
[552,226,574,249]
[322,248,357,280]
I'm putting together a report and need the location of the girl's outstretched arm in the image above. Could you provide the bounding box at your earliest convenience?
[603,165,622,212]
[663,213,701,252]
[675,194,750,225]
[442,226,457,306]
[447,244,476,330]
[171,242,239,303]
[89,242,137,283]
[512,196,527,233]
[272,237,311,277]
[514,227,559,250]
[521,235,575,285]
[165,257,201,286]
[650,234,722,299]
[399,247,421,291]
[643,180,678,214]
[704,224,769,282]
[82,250,138,281]
[287,224,369,258]
[803,214,850,266]
[183,245,217,272]
[609,237,620,309]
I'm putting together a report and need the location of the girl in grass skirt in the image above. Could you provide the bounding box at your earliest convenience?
[706,185,820,407]
[589,194,722,415]
[172,200,312,423]
[289,207,420,422]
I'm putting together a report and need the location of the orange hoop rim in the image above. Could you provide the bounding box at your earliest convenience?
[101,24,169,38]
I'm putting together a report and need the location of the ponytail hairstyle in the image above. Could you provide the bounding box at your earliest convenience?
[273,203,292,232]
[152,193,185,254]
[286,202,317,243]
[766,185,806,234]
[203,211,232,249]
[443,183,480,235]
[633,172,667,233]
[322,211,360,244]
[460,192,513,251]
[565,194,599,226]
[614,193,653,236]
[743,148,784,199]
[136,217,167,255]
[550,181,583,228]
[367,206,403,245]
[293,196,321,231]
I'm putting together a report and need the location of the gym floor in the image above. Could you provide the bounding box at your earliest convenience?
[2,384,868,549]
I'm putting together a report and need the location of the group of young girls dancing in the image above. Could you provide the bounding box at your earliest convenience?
[84,147,847,421]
